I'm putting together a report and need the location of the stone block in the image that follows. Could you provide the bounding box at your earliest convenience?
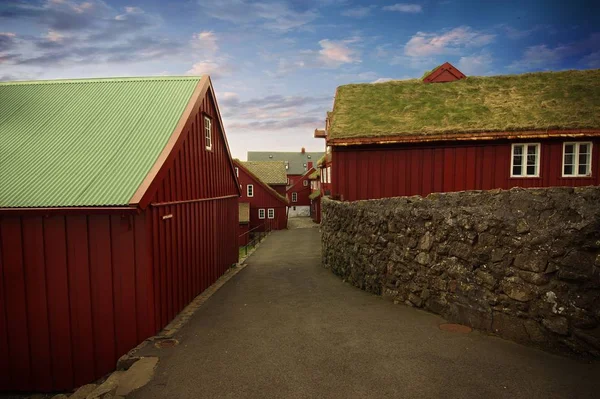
[492,312,530,342]
[500,277,536,302]
[513,253,548,273]
[542,317,569,336]
[70,384,98,399]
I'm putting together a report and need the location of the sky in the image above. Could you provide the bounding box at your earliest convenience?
[1,0,599,160]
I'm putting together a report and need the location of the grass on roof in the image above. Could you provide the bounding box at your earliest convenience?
[328,69,600,139]
[309,190,321,200]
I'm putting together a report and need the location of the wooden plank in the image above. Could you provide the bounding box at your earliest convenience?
[0,217,31,390]
[110,215,138,357]
[65,215,96,387]
[0,219,9,391]
[44,215,74,390]
[21,217,53,391]
[88,215,116,377]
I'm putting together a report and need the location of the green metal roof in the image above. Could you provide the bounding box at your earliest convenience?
[0,76,201,208]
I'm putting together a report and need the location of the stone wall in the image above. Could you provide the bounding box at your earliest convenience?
[321,187,600,357]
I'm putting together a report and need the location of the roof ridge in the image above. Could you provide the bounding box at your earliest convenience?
[0,76,203,86]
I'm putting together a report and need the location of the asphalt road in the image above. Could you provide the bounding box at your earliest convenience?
[131,228,600,399]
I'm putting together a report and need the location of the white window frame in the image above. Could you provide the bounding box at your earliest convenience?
[510,143,540,178]
[303,180,308,187]
[292,192,297,202]
[235,167,239,177]
[327,166,331,183]
[562,142,593,177]
[247,184,254,197]
[258,208,265,219]
[267,208,275,219]
[204,116,212,151]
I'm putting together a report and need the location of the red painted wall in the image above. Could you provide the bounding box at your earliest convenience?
[239,224,249,246]
[332,138,600,201]
[272,185,287,196]
[287,169,314,207]
[311,197,321,223]
[237,165,288,231]
[0,84,240,392]
[287,174,302,188]
[0,212,153,392]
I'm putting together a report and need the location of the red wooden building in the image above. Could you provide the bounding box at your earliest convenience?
[287,168,316,217]
[0,76,240,392]
[308,169,321,223]
[324,66,600,201]
[234,160,289,231]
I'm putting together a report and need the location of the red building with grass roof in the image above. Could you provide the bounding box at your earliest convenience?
[0,76,240,392]
[287,167,316,217]
[324,65,600,201]
[234,160,289,231]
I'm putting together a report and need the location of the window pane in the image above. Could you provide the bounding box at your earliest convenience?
[512,163,522,176]
[564,144,574,155]
[579,143,589,155]
[564,165,573,175]
[512,145,523,176]
[526,145,538,176]
[564,153,574,166]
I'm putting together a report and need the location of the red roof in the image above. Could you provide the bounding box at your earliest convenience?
[423,62,466,83]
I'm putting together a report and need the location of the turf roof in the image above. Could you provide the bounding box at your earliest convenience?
[328,69,600,140]
[241,161,287,185]
[0,76,201,208]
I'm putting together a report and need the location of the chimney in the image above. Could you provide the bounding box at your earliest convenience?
[301,147,306,154]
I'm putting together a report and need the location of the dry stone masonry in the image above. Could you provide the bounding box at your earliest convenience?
[321,187,600,357]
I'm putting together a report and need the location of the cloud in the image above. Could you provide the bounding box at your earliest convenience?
[582,51,600,68]
[457,51,493,75]
[372,77,394,83]
[193,31,218,53]
[404,26,495,57]
[318,38,361,67]
[197,0,319,31]
[382,3,422,13]
[509,33,600,70]
[0,1,180,68]
[341,6,373,18]
[187,58,233,79]
[229,116,323,131]
[0,32,17,52]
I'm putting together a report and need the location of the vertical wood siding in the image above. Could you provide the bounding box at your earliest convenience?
[149,198,238,331]
[0,213,154,392]
[237,167,288,231]
[147,86,239,332]
[333,139,600,201]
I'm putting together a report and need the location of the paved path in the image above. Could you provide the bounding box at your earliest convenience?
[131,229,599,399]
[287,216,318,229]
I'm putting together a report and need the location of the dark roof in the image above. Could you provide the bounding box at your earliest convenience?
[0,76,202,207]
[328,69,600,142]
[241,161,287,185]
[247,151,324,175]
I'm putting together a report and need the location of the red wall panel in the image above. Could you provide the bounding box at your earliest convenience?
[287,170,314,207]
[0,213,153,392]
[333,138,600,201]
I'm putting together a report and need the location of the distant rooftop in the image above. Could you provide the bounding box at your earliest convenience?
[247,150,324,176]
[241,161,287,185]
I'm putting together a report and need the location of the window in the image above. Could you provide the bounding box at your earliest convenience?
[563,142,592,177]
[258,209,265,219]
[268,208,275,219]
[303,180,308,187]
[235,167,239,177]
[285,161,289,170]
[327,166,331,183]
[287,177,290,185]
[247,184,254,197]
[511,143,540,177]
[204,116,212,150]
[292,192,297,202]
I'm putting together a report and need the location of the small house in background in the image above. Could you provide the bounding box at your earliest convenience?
[287,167,316,217]
[308,169,321,223]
[234,160,289,231]
[324,65,600,201]
[0,76,240,392]
[241,161,288,195]
[238,202,250,246]
[247,148,324,188]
